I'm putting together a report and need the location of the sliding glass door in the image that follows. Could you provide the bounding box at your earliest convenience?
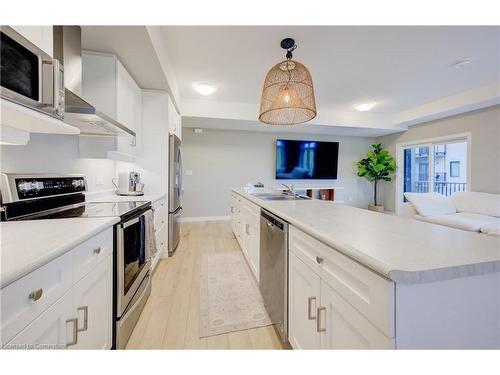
[399,137,468,208]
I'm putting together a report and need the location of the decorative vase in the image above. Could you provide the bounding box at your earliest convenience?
[368,204,384,213]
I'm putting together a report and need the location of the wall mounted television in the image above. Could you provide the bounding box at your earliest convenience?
[275,139,339,180]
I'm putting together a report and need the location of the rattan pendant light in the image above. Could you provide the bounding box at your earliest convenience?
[258,38,317,125]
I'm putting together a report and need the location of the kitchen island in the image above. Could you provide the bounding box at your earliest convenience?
[231,188,500,349]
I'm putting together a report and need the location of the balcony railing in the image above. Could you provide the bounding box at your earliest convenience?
[412,181,467,196]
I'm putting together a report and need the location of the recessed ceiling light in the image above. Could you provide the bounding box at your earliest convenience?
[192,82,216,96]
[355,102,377,112]
[452,59,472,68]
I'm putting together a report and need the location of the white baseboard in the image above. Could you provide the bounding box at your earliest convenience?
[179,215,231,223]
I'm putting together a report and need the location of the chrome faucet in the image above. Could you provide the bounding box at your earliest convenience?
[281,183,295,196]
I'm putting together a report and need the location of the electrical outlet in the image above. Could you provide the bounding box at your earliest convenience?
[96,173,104,186]
[185,170,193,176]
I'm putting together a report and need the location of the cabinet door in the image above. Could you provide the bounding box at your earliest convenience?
[116,61,141,156]
[11,26,53,57]
[288,253,321,349]
[72,255,113,349]
[7,291,75,349]
[319,280,394,349]
[247,210,260,280]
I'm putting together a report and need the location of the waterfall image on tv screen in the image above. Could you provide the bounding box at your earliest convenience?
[275,139,339,180]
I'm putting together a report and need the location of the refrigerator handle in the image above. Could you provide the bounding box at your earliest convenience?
[178,149,183,197]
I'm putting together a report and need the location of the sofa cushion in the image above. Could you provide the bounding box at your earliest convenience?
[415,212,499,232]
[451,191,500,217]
[480,220,500,237]
[404,192,456,217]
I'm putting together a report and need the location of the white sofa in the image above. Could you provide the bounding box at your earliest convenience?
[402,191,500,237]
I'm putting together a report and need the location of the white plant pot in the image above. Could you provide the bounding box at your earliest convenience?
[368,204,384,213]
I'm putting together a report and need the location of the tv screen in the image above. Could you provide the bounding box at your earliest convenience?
[275,139,339,180]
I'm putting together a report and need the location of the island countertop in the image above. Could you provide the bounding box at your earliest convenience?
[232,188,500,284]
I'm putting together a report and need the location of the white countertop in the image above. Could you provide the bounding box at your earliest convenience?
[0,217,120,288]
[233,188,500,284]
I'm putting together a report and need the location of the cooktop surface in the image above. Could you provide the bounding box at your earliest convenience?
[19,201,150,220]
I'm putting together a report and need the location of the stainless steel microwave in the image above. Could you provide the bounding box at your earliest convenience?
[0,26,64,120]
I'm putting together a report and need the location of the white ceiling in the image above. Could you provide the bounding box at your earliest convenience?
[162,26,500,114]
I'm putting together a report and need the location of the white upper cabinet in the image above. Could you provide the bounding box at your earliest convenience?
[167,94,181,140]
[11,26,53,57]
[80,51,142,159]
[116,62,142,156]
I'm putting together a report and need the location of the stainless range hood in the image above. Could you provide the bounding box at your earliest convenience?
[53,26,136,138]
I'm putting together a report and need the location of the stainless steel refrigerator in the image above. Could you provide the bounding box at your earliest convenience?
[168,134,182,255]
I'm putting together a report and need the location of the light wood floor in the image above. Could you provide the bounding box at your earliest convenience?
[125,220,285,349]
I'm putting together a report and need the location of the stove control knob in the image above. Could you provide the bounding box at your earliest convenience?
[18,181,32,192]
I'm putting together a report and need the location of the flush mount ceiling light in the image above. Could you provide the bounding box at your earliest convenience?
[192,82,216,95]
[355,102,377,112]
[258,38,317,125]
[452,59,472,68]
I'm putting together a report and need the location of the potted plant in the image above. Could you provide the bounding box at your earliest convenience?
[356,143,397,212]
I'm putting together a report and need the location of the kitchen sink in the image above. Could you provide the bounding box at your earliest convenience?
[252,193,308,201]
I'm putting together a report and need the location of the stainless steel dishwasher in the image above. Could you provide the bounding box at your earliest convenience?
[260,208,289,342]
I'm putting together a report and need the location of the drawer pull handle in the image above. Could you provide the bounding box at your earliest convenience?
[316,256,324,264]
[308,296,317,320]
[66,318,78,346]
[93,247,101,255]
[29,288,43,302]
[317,306,326,332]
[77,306,89,332]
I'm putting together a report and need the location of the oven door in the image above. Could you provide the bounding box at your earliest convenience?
[0,26,64,119]
[116,211,151,317]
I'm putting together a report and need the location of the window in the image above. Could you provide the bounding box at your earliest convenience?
[398,135,469,213]
[450,161,460,177]
[418,163,428,181]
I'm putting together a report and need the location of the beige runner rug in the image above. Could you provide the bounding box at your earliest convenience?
[199,252,271,337]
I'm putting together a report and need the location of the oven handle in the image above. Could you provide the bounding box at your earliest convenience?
[120,207,152,229]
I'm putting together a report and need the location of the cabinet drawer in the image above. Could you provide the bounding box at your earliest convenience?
[72,229,113,283]
[239,196,260,216]
[1,251,73,344]
[289,226,395,337]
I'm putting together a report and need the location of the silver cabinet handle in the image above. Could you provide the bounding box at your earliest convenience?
[317,307,326,332]
[245,223,250,235]
[66,318,78,346]
[308,297,317,320]
[77,306,88,332]
[93,247,101,255]
[316,256,324,264]
[29,288,43,302]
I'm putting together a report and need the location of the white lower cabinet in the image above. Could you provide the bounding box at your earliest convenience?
[288,252,321,349]
[7,289,74,349]
[231,193,260,281]
[2,229,114,350]
[71,256,113,349]
[288,241,395,350]
[319,279,393,349]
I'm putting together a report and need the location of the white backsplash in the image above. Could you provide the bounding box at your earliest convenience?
[0,134,116,192]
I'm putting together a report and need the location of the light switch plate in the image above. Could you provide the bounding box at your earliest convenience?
[185,170,193,175]
[96,173,104,186]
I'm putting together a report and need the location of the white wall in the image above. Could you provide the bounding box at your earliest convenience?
[0,134,116,192]
[181,127,375,218]
[377,105,500,212]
